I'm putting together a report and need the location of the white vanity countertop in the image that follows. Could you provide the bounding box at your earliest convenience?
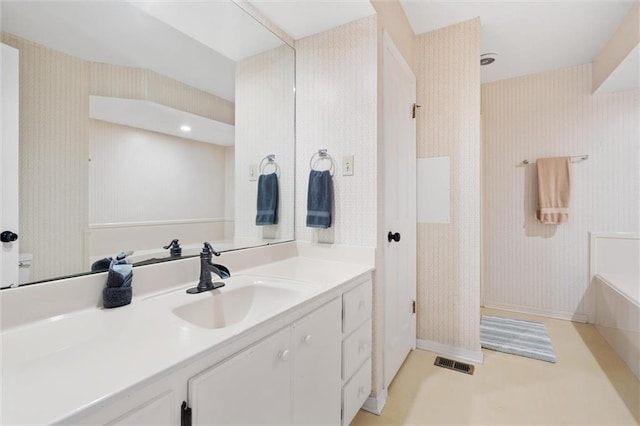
[1,256,373,425]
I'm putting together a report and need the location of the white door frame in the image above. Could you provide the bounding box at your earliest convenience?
[1,43,20,287]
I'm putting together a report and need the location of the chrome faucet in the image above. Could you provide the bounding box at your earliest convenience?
[186,242,230,294]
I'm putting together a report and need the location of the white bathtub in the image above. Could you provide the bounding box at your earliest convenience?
[591,233,639,379]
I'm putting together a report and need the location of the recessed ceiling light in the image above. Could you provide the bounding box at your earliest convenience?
[180,125,191,132]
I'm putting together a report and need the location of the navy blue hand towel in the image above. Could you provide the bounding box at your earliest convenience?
[103,286,132,309]
[105,254,133,288]
[103,252,133,308]
[306,170,332,229]
[256,172,279,225]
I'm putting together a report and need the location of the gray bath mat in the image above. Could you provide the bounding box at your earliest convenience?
[480,315,556,363]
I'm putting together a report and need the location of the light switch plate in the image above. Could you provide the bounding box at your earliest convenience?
[249,164,258,181]
[342,155,354,176]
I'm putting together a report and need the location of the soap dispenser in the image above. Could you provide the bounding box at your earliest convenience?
[163,239,182,257]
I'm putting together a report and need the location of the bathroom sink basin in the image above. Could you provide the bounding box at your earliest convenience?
[172,277,319,329]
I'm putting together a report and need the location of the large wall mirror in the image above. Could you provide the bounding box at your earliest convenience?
[1,1,295,287]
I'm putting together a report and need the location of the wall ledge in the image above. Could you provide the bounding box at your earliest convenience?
[416,338,484,365]
[483,302,588,324]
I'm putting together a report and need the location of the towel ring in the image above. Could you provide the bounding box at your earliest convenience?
[259,154,280,175]
[309,149,335,176]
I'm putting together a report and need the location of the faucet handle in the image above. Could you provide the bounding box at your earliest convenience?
[163,239,179,250]
[163,239,182,257]
[202,242,221,257]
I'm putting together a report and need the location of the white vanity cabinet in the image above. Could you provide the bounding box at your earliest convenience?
[42,272,374,426]
[188,297,342,425]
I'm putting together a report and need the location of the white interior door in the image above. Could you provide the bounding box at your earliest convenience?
[1,43,20,287]
[382,32,416,389]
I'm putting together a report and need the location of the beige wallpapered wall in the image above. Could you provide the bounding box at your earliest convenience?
[482,64,640,321]
[2,33,89,282]
[295,16,378,247]
[415,18,482,355]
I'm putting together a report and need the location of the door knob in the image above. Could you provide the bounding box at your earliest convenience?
[1,231,18,243]
[387,231,401,242]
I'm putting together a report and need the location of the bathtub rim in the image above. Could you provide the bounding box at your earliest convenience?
[594,273,640,308]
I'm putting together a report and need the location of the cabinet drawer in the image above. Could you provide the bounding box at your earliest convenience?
[342,319,371,380]
[342,280,372,335]
[342,358,371,426]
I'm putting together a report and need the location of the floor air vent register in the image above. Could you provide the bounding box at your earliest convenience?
[434,356,475,375]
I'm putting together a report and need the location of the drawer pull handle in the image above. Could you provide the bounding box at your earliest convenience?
[302,334,313,344]
[278,349,290,361]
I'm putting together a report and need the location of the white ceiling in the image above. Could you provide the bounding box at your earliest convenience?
[130,1,284,62]
[249,0,376,40]
[3,1,634,95]
[0,1,286,101]
[399,1,636,83]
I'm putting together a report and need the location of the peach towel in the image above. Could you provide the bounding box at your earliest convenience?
[536,157,571,224]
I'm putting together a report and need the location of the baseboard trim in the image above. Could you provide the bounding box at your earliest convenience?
[362,389,387,415]
[483,301,588,323]
[416,339,484,365]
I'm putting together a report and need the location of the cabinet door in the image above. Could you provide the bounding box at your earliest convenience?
[293,298,342,425]
[188,327,292,425]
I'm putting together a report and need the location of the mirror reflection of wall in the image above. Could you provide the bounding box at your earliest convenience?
[0,1,295,286]
[235,45,295,243]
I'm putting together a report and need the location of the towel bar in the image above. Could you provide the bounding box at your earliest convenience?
[259,154,280,175]
[309,149,335,175]
[522,154,588,165]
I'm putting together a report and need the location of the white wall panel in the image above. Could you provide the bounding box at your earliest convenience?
[88,121,226,224]
[417,156,450,224]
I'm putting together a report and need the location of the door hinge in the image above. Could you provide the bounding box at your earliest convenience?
[412,103,422,119]
[181,401,192,426]
[412,300,416,314]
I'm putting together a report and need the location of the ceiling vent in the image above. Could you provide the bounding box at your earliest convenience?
[480,53,497,66]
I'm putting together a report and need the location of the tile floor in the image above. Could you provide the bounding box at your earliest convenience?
[352,308,640,425]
